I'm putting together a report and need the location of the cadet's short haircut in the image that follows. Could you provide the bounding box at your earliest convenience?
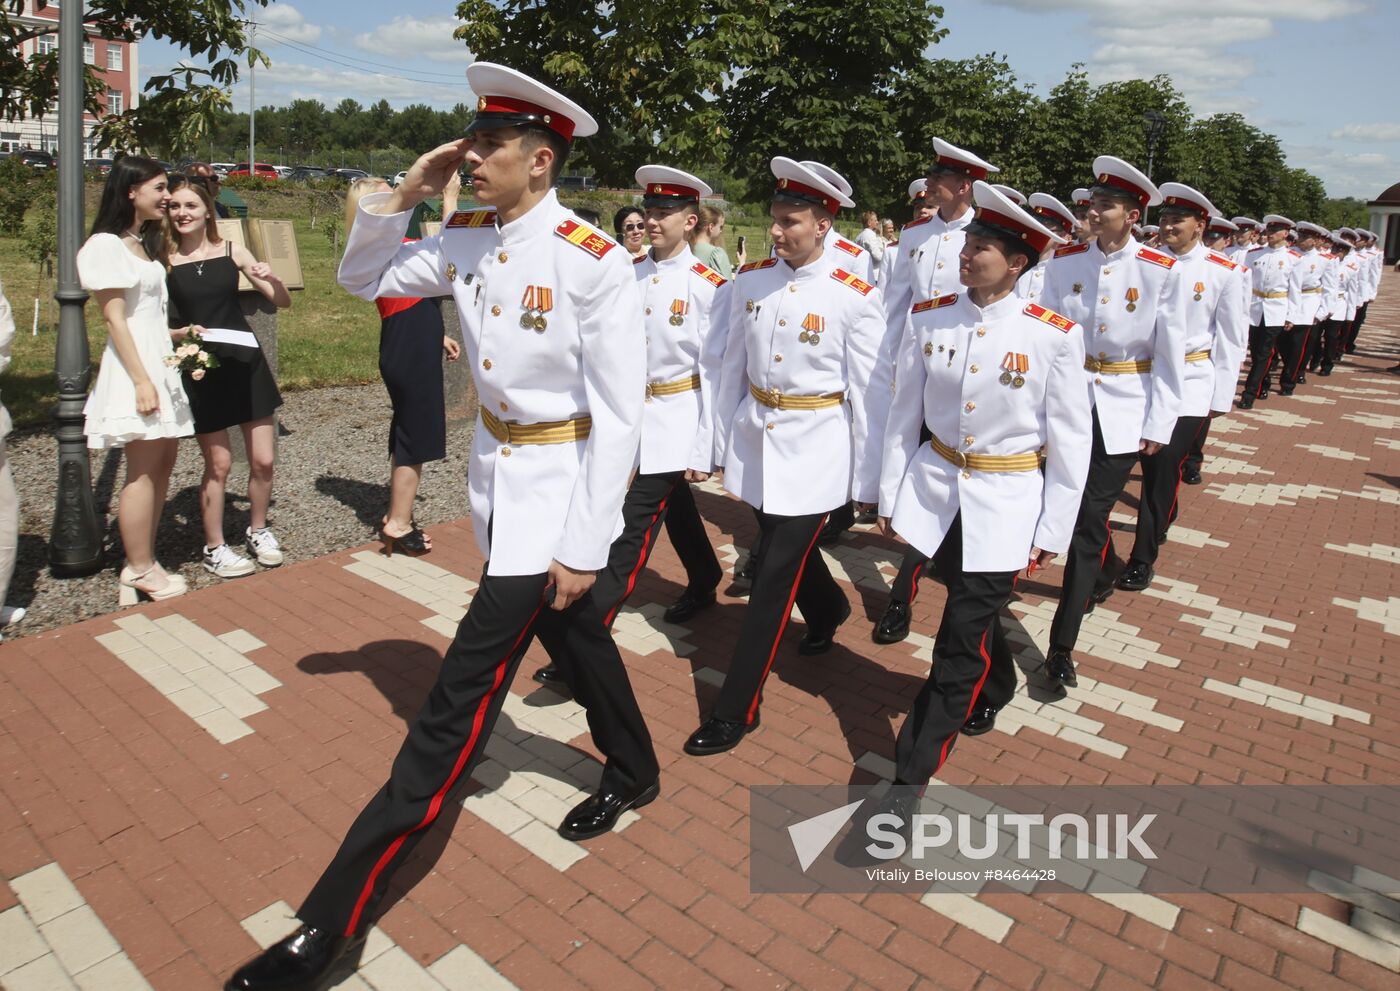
[519,126,570,183]
[967,222,1035,270]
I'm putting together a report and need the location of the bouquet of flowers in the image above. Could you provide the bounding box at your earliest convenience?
[164,329,220,381]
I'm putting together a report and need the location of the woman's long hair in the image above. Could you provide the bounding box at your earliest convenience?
[164,181,223,261]
[91,155,167,259]
[689,204,726,246]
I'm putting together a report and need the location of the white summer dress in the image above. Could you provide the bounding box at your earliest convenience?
[77,233,194,448]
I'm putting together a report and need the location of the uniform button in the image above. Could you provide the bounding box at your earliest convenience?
[645,307,652,315]
[482,359,492,370]
[1100,295,1110,304]
[970,364,979,373]
[964,401,976,412]
[788,284,797,293]
[765,423,775,431]
[651,276,660,284]
[977,327,987,337]
[498,402,508,412]
[1098,351,1107,359]
[774,354,783,362]
[501,446,511,457]
[1102,267,1111,275]
[1095,376,1103,384]
[1098,323,1107,332]
[961,470,971,480]
[498,251,509,263]
[964,435,974,446]
[490,305,501,316]
[779,319,787,326]
[937,261,945,269]
[943,234,951,242]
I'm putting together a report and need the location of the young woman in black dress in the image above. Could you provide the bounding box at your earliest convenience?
[166,182,292,578]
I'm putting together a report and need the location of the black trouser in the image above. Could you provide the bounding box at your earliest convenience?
[887,544,930,606]
[894,514,1016,787]
[711,508,846,725]
[1306,318,1330,371]
[1242,324,1282,398]
[1276,323,1313,392]
[299,569,658,937]
[662,476,723,595]
[1130,414,1207,566]
[1344,301,1369,352]
[1049,412,1138,653]
[1184,417,1209,475]
[1320,319,1345,370]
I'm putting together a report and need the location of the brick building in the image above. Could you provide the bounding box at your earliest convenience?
[3,0,140,157]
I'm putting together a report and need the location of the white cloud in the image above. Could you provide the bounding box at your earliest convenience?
[352,16,472,66]
[1330,123,1400,142]
[259,4,322,44]
[1284,142,1398,199]
[227,60,467,112]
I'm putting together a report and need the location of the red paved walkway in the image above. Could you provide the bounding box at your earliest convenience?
[1,276,1397,990]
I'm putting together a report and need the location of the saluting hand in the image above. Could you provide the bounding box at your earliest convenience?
[387,139,471,213]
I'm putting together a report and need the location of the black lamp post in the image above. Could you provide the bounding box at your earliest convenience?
[49,0,104,577]
[1142,110,1167,181]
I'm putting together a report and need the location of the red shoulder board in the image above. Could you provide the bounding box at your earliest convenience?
[1205,251,1237,271]
[1247,245,1265,253]
[911,293,958,313]
[445,209,496,229]
[1136,246,1176,269]
[1053,242,1090,258]
[831,268,874,295]
[691,261,726,287]
[554,219,615,259]
[902,216,932,230]
[1023,302,1077,333]
[889,238,899,246]
[632,253,647,265]
[834,237,863,257]
[1288,249,1301,258]
[737,257,778,275]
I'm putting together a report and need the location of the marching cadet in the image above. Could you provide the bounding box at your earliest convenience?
[1071,188,1094,242]
[1328,231,1364,368]
[1182,214,1244,485]
[876,180,1091,764]
[873,138,1001,645]
[1037,155,1187,688]
[1346,229,1380,354]
[1017,192,1079,303]
[1281,221,1334,391]
[879,178,935,286]
[1239,214,1298,408]
[683,157,885,756]
[532,165,728,688]
[1315,230,1356,375]
[226,64,660,991]
[803,160,877,285]
[1115,183,1247,591]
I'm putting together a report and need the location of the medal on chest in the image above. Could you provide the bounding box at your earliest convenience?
[799,313,825,346]
[1000,351,1028,388]
[1125,287,1140,312]
[1193,281,1204,302]
[520,286,553,332]
[669,299,688,327]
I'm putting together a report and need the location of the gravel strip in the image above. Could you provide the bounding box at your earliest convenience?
[3,383,474,638]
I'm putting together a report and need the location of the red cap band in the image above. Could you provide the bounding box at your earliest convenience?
[975,206,1054,255]
[935,154,990,181]
[1161,195,1209,219]
[774,177,840,215]
[644,182,700,199]
[1031,205,1074,235]
[1095,173,1150,210]
[475,95,576,140]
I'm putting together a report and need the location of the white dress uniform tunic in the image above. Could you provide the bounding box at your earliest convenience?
[1174,243,1249,417]
[339,190,644,575]
[1240,230,1298,403]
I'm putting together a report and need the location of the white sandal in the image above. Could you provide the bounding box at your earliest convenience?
[118,564,189,605]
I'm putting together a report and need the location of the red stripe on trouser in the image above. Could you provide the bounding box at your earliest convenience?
[744,514,828,725]
[1292,329,1312,378]
[1254,348,1276,397]
[908,561,925,604]
[604,493,671,628]
[931,627,993,777]
[343,600,545,936]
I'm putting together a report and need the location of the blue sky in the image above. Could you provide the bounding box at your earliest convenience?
[143,0,1399,199]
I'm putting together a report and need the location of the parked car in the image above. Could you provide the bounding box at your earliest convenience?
[10,149,55,170]
[84,157,114,175]
[391,170,409,187]
[330,168,369,181]
[226,162,280,179]
[210,162,237,175]
[272,165,293,179]
[557,174,597,190]
[287,166,332,182]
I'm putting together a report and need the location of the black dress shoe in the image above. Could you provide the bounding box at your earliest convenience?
[1157,531,1168,544]
[558,780,660,840]
[225,925,366,991]
[1044,649,1077,689]
[532,663,567,686]
[1237,396,1254,410]
[1296,373,1307,384]
[961,703,1000,736]
[799,599,852,655]
[1258,389,1270,400]
[872,601,911,644]
[733,553,756,587]
[1319,368,1332,376]
[684,715,758,756]
[1181,466,1202,485]
[664,587,716,624]
[1279,388,1294,396]
[1116,561,1154,592]
[833,787,920,868]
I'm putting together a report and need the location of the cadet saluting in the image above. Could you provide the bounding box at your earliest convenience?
[684,157,886,757]
[877,180,1091,765]
[225,64,659,991]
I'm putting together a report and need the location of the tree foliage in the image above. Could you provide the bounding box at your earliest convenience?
[0,0,268,158]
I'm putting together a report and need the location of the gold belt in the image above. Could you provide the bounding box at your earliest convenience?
[1084,357,1152,374]
[1301,287,1323,294]
[1184,349,1212,364]
[931,434,1043,473]
[1253,290,1287,299]
[748,381,845,410]
[480,408,592,445]
[646,373,701,398]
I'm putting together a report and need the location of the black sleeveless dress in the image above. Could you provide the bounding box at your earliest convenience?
[166,244,283,434]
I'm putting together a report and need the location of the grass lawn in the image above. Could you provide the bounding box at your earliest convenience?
[1,185,858,430]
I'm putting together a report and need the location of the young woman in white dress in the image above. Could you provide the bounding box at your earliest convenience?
[77,156,194,602]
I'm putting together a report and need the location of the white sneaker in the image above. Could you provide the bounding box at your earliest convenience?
[246,527,284,567]
[203,543,256,578]
[0,605,24,627]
